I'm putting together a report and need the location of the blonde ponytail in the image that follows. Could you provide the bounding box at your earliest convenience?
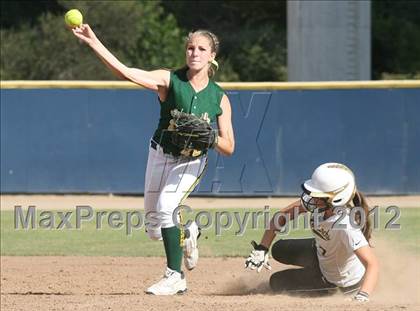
[352,191,372,242]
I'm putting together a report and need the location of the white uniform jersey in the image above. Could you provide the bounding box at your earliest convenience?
[311,208,368,287]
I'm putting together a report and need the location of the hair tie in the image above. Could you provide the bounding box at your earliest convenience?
[210,59,219,71]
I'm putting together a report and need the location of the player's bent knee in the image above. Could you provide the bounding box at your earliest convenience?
[159,210,177,228]
[271,239,289,263]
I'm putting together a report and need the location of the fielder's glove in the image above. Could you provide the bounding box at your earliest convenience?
[169,109,217,156]
[353,291,369,302]
[245,240,271,272]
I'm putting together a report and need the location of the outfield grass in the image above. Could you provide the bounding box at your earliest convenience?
[1,207,419,257]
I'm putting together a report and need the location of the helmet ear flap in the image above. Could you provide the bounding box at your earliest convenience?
[330,180,356,207]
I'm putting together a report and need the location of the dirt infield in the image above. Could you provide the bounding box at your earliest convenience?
[1,240,419,311]
[1,195,419,310]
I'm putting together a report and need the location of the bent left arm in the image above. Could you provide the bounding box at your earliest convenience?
[355,245,379,296]
[215,94,235,156]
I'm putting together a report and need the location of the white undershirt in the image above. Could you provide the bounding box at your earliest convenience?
[311,208,368,287]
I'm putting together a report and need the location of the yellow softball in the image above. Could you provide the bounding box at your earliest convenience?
[64,9,83,28]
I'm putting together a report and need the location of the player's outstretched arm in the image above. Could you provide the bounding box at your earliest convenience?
[259,200,304,249]
[245,200,305,272]
[354,245,379,300]
[71,24,169,93]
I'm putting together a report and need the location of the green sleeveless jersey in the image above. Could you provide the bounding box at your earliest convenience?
[152,68,224,156]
